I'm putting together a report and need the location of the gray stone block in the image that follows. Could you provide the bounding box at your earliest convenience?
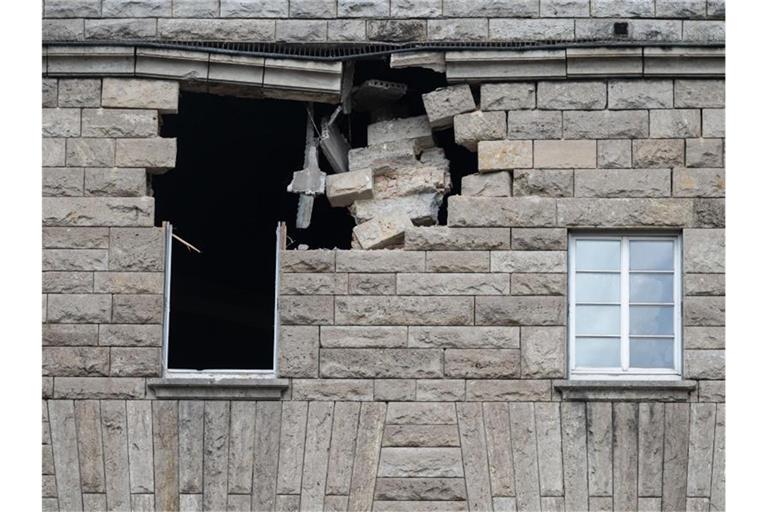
[336,296,472,325]
[338,0,389,17]
[279,296,333,325]
[85,18,158,39]
[541,0,590,16]
[445,349,521,378]
[416,380,466,401]
[507,110,563,139]
[367,115,434,151]
[58,79,101,107]
[684,350,724,379]
[110,347,161,376]
[538,81,607,110]
[702,109,725,138]
[685,274,725,296]
[673,167,724,197]
[521,326,566,378]
[657,0,708,17]
[475,296,566,326]
[43,167,84,197]
[320,349,443,378]
[556,198,694,226]
[428,18,488,41]
[321,326,407,348]
[374,379,416,401]
[336,250,425,272]
[374,477,465,500]
[405,227,511,250]
[426,251,490,272]
[491,250,566,273]
[45,0,101,17]
[353,212,413,250]
[43,347,109,376]
[443,0,538,16]
[378,448,463,478]
[99,324,162,347]
[489,18,575,40]
[281,250,335,272]
[448,196,557,227]
[43,323,98,346]
[84,168,147,197]
[510,273,567,295]
[478,140,533,171]
[686,139,724,167]
[109,227,164,271]
[510,228,567,250]
[81,109,158,138]
[608,80,673,109]
[43,227,109,249]
[534,140,596,168]
[454,111,507,151]
[279,273,348,295]
[173,0,220,17]
[481,83,535,111]
[632,139,685,168]
[43,138,66,167]
[115,138,176,169]
[42,79,57,107]
[591,0,654,17]
[684,296,725,326]
[685,326,725,350]
[54,377,146,399]
[47,293,111,323]
[698,381,725,402]
[348,140,418,174]
[514,168,574,197]
[391,0,442,17]
[328,19,367,41]
[684,228,724,273]
[275,19,328,42]
[650,109,701,138]
[43,108,81,137]
[291,379,373,401]
[43,249,107,271]
[466,379,551,401]
[43,19,85,41]
[66,138,115,167]
[348,273,396,295]
[683,20,725,41]
[421,84,476,129]
[574,168,671,197]
[102,0,172,17]
[462,171,512,197]
[564,110,649,138]
[397,273,508,295]
[102,79,179,113]
[112,294,162,323]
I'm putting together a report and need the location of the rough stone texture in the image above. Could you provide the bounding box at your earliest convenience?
[597,139,632,168]
[514,168,574,197]
[633,139,685,167]
[481,83,535,111]
[102,79,179,113]
[574,168,671,197]
[608,79,673,108]
[521,326,566,378]
[538,81,607,110]
[686,138,724,167]
[650,109,701,138]
[448,196,557,227]
[563,110,649,138]
[478,140,533,171]
[422,84,476,129]
[461,172,512,197]
[367,115,434,151]
[673,167,725,197]
[454,111,507,151]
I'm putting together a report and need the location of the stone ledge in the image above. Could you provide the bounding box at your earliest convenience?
[147,377,289,400]
[554,380,697,402]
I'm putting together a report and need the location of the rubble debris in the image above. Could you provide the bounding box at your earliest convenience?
[390,51,447,73]
[288,106,326,229]
[422,84,476,129]
[352,79,407,111]
[367,115,435,152]
[319,106,350,173]
[352,211,413,250]
[461,171,512,197]
[348,140,419,174]
[326,169,374,207]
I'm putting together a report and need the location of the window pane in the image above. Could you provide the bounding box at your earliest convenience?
[630,273,674,303]
[630,306,674,335]
[576,273,620,303]
[575,305,620,335]
[629,240,674,271]
[575,337,621,368]
[630,338,675,369]
[575,240,621,271]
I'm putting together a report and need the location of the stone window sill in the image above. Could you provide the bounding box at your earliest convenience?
[147,378,289,400]
[553,380,697,402]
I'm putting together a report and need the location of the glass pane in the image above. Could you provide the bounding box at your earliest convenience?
[575,337,621,368]
[576,273,620,303]
[630,273,674,303]
[630,306,674,335]
[575,305,620,336]
[575,240,621,271]
[630,240,674,271]
[630,338,675,369]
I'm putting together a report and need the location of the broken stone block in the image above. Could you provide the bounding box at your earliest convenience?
[319,115,350,173]
[367,115,435,151]
[287,167,326,194]
[478,140,533,172]
[352,79,407,111]
[454,110,506,151]
[351,193,443,225]
[462,172,512,197]
[390,51,446,73]
[353,212,414,250]
[374,165,449,199]
[422,84,476,129]
[326,169,373,207]
[348,140,419,174]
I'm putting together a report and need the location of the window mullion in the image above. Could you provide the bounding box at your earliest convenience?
[620,237,630,371]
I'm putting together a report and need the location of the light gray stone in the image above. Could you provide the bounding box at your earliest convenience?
[521,326,566,378]
[466,380,551,401]
[58,79,101,107]
[44,197,155,227]
[482,402,516,497]
[587,402,612,496]
[99,324,162,347]
[292,379,373,401]
[281,250,335,273]
[490,18,574,40]
[110,347,161,376]
[409,326,519,349]
[126,401,154,494]
[84,168,147,197]
[43,347,109,376]
[348,273,396,295]
[353,212,413,250]
[279,273,347,295]
[43,138,66,168]
[375,379,416,401]
[633,139,685,167]
[535,403,564,497]
[662,403,689,511]
[443,0,537,16]
[321,326,406,348]
[698,381,725,402]
[66,138,115,167]
[94,272,163,294]
[85,18,158,39]
[686,138,724,167]
[591,0,654,16]
[608,80,673,109]
[348,402,386,511]
[426,251,490,272]
[386,402,456,424]
[378,448,464,478]
[685,326,724,349]
[702,109,725,138]
[475,296,566,326]
[481,83,535,111]
[102,79,179,113]
[102,0,172,16]
[276,19,328,42]
[45,0,101,17]
[101,400,132,509]
[650,109,701,138]
[382,425,460,447]
[348,140,418,174]
[675,79,725,108]
[328,19,367,41]
[597,139,632,168]
[320,348,443,378]
[43,249,107,271]
[428,18,488,41]
[684,350,724,379]
[74,400,106,493]
[574,168,671,197]
[514,169,574,197]
[710,404,725,510]
[43,323,98,346]
[673,167,724,197]
[47,293,111,323]
[115,138,176,168]
[684,228,724,273]
[43,108,81,137]
[279,296,333,325]
[49,401,84,511]
[684,296,724,326]
[461,171,512,197]
[685,273,725,296]
[564,110,649,138]
[325,401,360,495]
[533,140,596,168]
[448,196,557,227]
[613,403,639,511]
[173,0,220,17]
[454,111,507,151]
[112,294,162,323]
[561,402,589,512]
[456,403,493,510]
[300,401,334,511]
[539,81,606,110]
[479,141,533,171]
[508,403,542,511]
[422,85,476,129]
[55,377,145,399]
[507,110,563,139]
[250,401,280,508]
[638,403,664,497]
[44,227,109,249]
[491,251,566,273]
[326,169,373,207]
[510,228,567,250]
[687,403,717,497]
[367,115,434,151]
[275,401,306,495]
[43,167,84,197]
[556,198,695,226]
[510,273,567,295]
[416,380,466,401]
[335,296,472,325]
[445,349,520,378]
[397,273,508,295]
[279,326,319,377]
[336,250,424,272]
[42,79,57,107]
[374,477,465,501]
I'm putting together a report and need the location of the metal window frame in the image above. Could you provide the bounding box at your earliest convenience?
[568,232,682,381]
[161,221,280,379]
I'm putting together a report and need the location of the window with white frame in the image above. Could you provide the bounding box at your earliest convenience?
[568,233,682,380]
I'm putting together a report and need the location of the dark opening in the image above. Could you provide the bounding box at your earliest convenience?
[154,92,353,371]
[613,22,629,37]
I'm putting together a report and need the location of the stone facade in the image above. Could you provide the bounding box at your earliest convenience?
[42,1,725,511]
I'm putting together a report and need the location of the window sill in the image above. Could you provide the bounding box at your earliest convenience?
[147,377,289,400]
[553,380,697,402]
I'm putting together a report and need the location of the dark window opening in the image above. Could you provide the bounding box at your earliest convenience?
[154,92,353,371]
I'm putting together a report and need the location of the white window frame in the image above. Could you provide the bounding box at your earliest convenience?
[568,232,682,381]
[161,221,281,379]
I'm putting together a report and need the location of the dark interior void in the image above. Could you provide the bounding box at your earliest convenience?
[155,92,353,370]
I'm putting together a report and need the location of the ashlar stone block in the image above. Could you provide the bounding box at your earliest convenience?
[538,81,607,110]
[461,171,512,197]
[421,84,476,129]
[534,140,596,168]
[454,111,506,151]
[326,168,374,206]
[480,82,535,111]
[478,140,533,171]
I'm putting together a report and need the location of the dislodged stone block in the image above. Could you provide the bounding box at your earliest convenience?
[353,211,414,250]
[478,140,533,171]
[348,140,418,174]
[462,171,512,197]
[454,111,506,151]
[421,85,476,129]
[351,193,443,225]
[374,165,450,199]
[390,51,446,72]
[367,115,435,151]
[326,169,373,207]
